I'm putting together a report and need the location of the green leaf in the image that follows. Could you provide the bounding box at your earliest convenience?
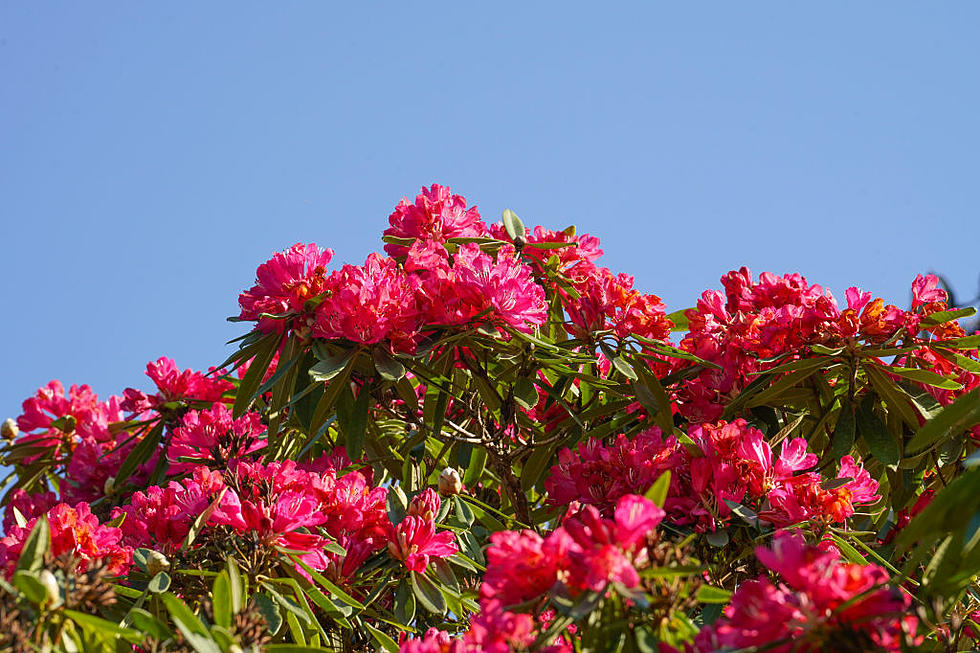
[633,363,674,433]
[16,516,49,573]
[12,570,46,604]
[501,209,526,241]
[310,347,356,383]
[234,331,282,418]
[906,388,980,456]
[830,403,856,461]
[723,499,762,528]
[127,608,173,640]
[63,609,143,642]
[887,366,963,391]
[147,571,171,594]
[411,570,447,615]
[226,557,243,614]
[454,495,476,526]
[344,385,370,461]
[394,579,416,625]
[665,309,691,332]
[705,530,729,547]
[212,571,232,628]
[365,622,400,652]
[856,397,899,466]
[696,585,732,604]
[182,487,228,549]
[463,445,487,487]
[161,592,220,653]
[921,306,977,326]
[513,377,539,410]
[743,364,824,409]
[644,471,671,508]
[612,356,638,381]
[113,420,164,489]
[254,593,283,636]
[374,349,407,381]
[290,557,366,610]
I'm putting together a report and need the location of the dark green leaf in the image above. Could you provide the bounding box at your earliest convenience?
[63,609,143,642]
[16,516,49,573]
[612,356,638,381]
[114,421,164,489]
[411,570,446,615]
[374,349,406,382]
[254,593,283,636]
[906,388,980,456]
[344,385,370,461]
[513,377,539,410]
[365,622,400,652]
[856,397,899,465]
[234,331,282,418]
[705,530,729,547]
[394,579,416,625]
[463,445,487,487]
[921,307,977,326]
[127,608,173,640]
[831,403,856,461]
[226,557,243,614]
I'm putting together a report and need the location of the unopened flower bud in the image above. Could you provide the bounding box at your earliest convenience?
[39,569,60,607]
[438,467,463,496]
[103,476,115,496]
[1,418,18,441]
[145,551,170,576]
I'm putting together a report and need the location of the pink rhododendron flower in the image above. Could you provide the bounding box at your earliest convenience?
[384,184,488,258]
[168,403,266,474]
[451,243,548,333]
[2,489,58,533]
[697,532,915,652]
[16,381,122,463]
[315,253,420,350]
[911,273,946,310]
[388,515,457,573]
[481,495,662,607]
[546,427,681,516]
[238,242,335,333]
[0,502,131,576]
[121,357,232,414]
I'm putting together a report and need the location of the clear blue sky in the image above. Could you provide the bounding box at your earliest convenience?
[2,3,978,419]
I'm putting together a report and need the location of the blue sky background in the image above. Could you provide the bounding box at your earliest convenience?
[2,3,978,418]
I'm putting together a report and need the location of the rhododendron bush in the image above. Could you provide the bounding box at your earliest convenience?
[3,185,980,653]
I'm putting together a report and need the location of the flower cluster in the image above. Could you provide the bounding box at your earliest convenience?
[238,185,551,352]
[399,494,664,653]
[16,381,122,465]
[547,420,879,532]
[675,269,967,421]
[121,356,233,415]
[0,502,131,577]
[114,453,390,580]
[167,403,266,474]
[694,532,917,652]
